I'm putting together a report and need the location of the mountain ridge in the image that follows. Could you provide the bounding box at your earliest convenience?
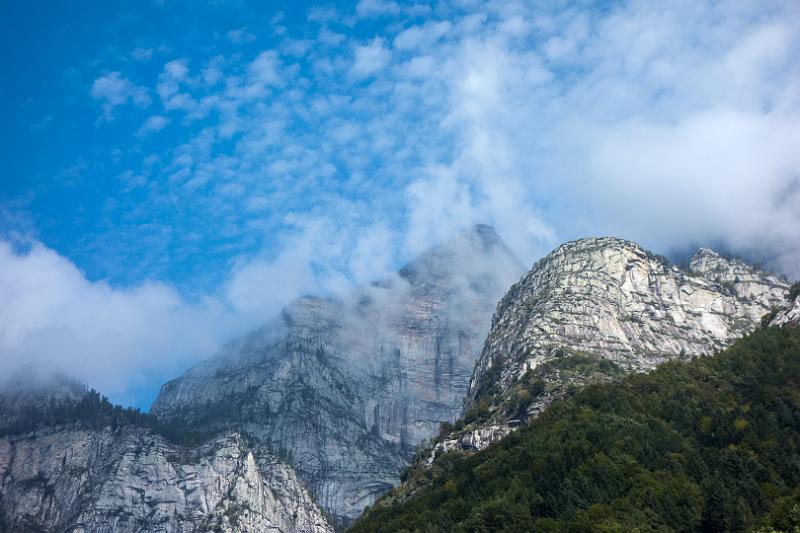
[3,230,795,531]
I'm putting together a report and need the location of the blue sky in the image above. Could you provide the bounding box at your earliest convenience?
[2,0,799,409]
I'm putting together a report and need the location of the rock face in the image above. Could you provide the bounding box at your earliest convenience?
[0,381,333,533]
[769,284,800,327]
[151,225,523,526]
[433,238,790,458]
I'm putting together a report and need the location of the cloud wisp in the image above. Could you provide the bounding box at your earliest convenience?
[90,72,151,120]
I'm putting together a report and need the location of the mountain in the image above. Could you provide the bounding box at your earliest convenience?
[351,325,800,532]
[0,377,333,533]
[429,237,789,458]
[150,224,523,526]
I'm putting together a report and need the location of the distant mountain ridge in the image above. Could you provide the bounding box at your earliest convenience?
[0,379,333,533]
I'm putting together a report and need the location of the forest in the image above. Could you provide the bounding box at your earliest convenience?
[351,326,800,532]
[0,387,213,446]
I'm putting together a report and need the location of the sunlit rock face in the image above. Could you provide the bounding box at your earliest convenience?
[151,224,523,526]
[769,286,800,327]
[432,238,790,458]
[0,381,333,533]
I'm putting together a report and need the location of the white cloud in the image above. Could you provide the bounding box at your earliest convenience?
[130,47,154,61]
[248,51,282,86]
[351,37,390,78]
[0,216,406,400]
[87,1,800,278]
[395,0,800,274]
[356,0,400,19]
[226,27,256,44]
[394,21,451,51]
[136,114,171,136]
[0,240,229,396]
[90,72,151,120]
[156,59,199,113]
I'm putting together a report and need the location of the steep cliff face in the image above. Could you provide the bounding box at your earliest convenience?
[151,225,523,525]
[0,382,332,533]
[432,238,790,458]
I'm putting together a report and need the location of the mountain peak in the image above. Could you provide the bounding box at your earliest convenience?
[469,224,503,249]
[692,246,719,259]
[452,236,790,455]
[398,225,521,287]
[689,247,727,273]
[688,246,783,283]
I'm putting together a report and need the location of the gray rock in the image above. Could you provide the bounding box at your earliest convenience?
[0,385,332,533]
[769,288,800,327]
[151,225,523,526]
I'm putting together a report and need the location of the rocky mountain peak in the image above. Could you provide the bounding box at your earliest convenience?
[689,246,771,281]
[689,246,788,302]
[1,427,333,532]
[151,226,523,526]
[398,224,520,288]
[470,223,504,249]
[427,236,790,461]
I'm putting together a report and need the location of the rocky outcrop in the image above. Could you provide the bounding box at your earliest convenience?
[151,225,523,526]
[0,383,332,533]
[769,283,800,327]
[435,238,790,456]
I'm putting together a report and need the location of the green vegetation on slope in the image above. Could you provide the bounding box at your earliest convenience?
[789,282,800,303]
[351,326,800,532]
[0,389,214,446]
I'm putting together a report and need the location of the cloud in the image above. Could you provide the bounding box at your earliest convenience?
[248,51,282,86]
[81,1,800,281]
[130,47,154,61]
[0,240,229,396]
[351,38,390,77]
[394,21,451,51]
[381,0,800,274]
[156,59,194,111]
[136,114,171,136]
[23,0,799,402]
[0,215,405,400]
[0,249,246,400]
[90,72,151,120]
[356,0,400,19]
[29,115,53,132]
[226,27,256,44]
[101,0,799,279]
